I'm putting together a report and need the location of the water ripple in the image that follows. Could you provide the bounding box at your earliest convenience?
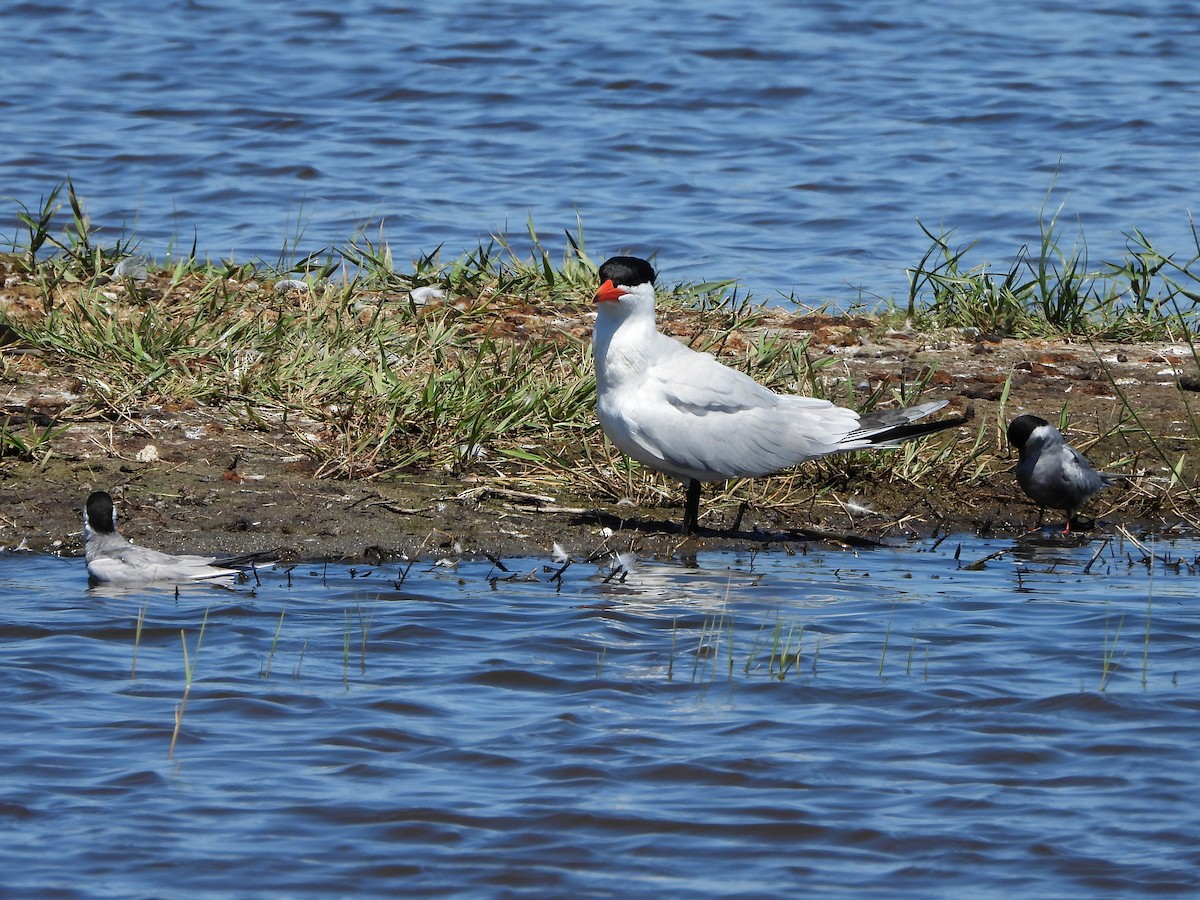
[0,0,1196,303]
[6,519,1200,886]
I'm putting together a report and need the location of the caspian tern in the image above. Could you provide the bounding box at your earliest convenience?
[591,255,965,533]
[83,491,268,585]
[1007,414,1117,532]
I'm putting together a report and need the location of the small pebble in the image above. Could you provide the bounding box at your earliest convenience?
[1179,375,1200,392]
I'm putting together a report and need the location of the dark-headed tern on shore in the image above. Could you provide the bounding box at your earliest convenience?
[1007,414,1119,532]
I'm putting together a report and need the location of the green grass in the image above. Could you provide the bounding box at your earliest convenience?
[0,417,61,463]
[743,615,806,681]
[5,181,1200,526]
[903,198,1200,340]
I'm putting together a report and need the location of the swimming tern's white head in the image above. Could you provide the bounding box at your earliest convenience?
[83,491,263,585]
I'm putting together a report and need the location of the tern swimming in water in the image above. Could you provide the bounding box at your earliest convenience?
[83,491,270,585]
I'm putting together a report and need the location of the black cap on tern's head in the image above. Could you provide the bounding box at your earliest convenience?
[1006,414,1051,452]
[594,256,656,304]
[84,491,118,535]
[599,256,656,288]
[595,256,656,304]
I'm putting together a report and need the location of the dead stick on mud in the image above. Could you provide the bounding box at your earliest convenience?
[961,547,1009,571]
[454,486,557,506]
[1083,538,1111,574]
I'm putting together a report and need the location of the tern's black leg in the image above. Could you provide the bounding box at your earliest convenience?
[681,479,702,535]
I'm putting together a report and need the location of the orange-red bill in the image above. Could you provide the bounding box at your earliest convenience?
[593,279,625,303]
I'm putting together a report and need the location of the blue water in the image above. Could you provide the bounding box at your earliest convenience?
[2,0,1198,304]
[3,534,1200,896]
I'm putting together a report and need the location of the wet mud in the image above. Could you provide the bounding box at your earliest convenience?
[2,318,1196,564]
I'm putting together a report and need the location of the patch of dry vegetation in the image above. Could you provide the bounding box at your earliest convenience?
[4,182,1200,550]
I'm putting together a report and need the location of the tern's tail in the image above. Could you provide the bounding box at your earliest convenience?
[213,549,281,570]
[853,400,970,446]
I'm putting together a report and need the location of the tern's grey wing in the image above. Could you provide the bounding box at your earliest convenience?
[1019,443,1108,511]
[109,543,217,568]
[618,353,862,481]
[1062,445,1109,498]
[88,542,236,584]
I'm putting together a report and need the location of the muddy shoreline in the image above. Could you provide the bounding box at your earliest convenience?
[4,322,1195,565]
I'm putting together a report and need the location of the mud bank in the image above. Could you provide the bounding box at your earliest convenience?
[3,320,1194,566]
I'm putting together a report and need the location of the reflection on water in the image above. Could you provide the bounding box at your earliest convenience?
[2,532,1199,895]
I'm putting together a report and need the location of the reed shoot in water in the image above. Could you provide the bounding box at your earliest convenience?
[169,607,209,758]
[262,606,286,679]
[1099,611,1126,691]
[130,602,147,680]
